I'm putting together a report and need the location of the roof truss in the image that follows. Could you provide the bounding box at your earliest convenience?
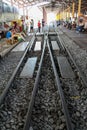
[5,0,87,13]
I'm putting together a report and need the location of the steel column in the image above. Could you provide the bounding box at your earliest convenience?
[43,7,47,23]
[72,2,75,18]
[78,0,81,16]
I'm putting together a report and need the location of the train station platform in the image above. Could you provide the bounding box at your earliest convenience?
[59,26,87,50]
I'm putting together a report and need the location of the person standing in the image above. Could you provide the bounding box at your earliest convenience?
[38,20,41,33]
[42,19,45,32]
[30,19,34,33]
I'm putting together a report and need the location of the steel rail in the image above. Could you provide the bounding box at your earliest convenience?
[47,37,74,130]
[0,35,36,105]
[57,29,87,88]
[23,34,47,130]
[55,29,65,51]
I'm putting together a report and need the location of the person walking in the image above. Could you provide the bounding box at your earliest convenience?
[38,20,41,33]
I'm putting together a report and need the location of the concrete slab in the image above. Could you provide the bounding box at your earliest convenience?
[29,127,33,130]
[37,37,42,41]
[49,32,56,35]
[36,32,40,35]
[51,41,60,51]
[57,56,75,78]
[34,41,41,51]
[12,42,29,52]
[20,57,37,78]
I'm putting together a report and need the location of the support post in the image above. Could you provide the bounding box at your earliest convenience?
[11,0,13,6]
[23,6,25,21]
[72,2,75,18]
[78,0,81,16]
[43,7,47,23]
[68,7,70,18]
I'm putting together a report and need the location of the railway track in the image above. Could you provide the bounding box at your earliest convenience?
[0,35,33,100]
[0,33,44,130]
[25,45,67,130]
[0,29,87,130]
[56,27,87,87]
[51,30,87,130]
[23,34,73,130]
[24,32,87,130]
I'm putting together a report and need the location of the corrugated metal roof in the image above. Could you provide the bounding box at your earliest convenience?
[5,0,87,14]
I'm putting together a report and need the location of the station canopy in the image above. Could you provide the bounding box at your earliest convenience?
[8,0,87,14]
